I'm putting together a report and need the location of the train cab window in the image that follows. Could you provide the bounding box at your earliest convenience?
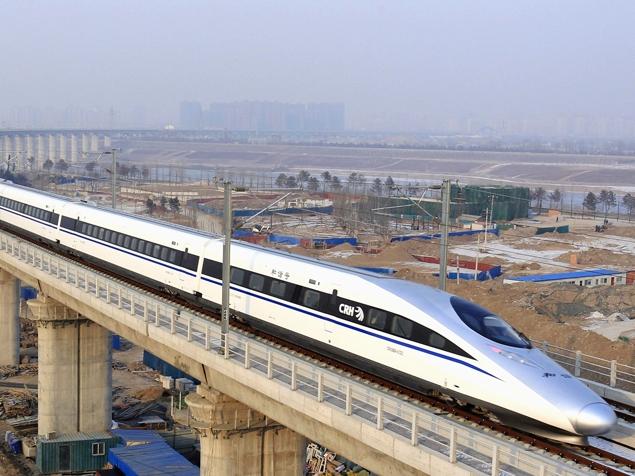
[270,280,288,299]
[230,268,245,285]
[367,309,388,331]
[450,296,531,349]
[391,315,413,339]
[302,289,321,310]
[248,274,265,292]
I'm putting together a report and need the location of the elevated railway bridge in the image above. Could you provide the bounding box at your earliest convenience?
[0,227,634,475]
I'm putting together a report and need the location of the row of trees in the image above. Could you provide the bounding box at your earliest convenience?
[39,158,152,180]
[145,196,181,215]
[582,190,635,216]
[533,186,635,217]
[531,187,563,211]
[275,170,397,196]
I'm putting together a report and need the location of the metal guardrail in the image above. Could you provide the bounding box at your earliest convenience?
[0,230,594,476]
[537,340,635,394]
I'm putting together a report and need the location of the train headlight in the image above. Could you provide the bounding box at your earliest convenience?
[490,346,541,369]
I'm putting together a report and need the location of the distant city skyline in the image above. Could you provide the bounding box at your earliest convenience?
[2,2,634,138]
[1,101,634,140]
[179,100,345,132]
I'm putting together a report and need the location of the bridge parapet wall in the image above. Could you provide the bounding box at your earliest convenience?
[0,229,593,476]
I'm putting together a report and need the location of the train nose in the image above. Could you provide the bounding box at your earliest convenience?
[572,403,617,435]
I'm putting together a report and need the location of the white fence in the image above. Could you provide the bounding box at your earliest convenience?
[537,341,635,394]
[0,230,596,476]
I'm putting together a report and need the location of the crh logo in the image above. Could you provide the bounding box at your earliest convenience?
[338,303,364,321]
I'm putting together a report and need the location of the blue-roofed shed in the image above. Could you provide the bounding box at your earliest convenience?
[108,430,198,476]
[504,269,627,287]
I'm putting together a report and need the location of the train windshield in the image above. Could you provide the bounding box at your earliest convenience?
[450,296,531,349]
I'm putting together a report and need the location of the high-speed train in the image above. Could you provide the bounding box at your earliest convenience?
[0,181,616,439]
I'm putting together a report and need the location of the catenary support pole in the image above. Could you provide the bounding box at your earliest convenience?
[111,148,117,209]
[439,179,451,291]
[221,181,232,350]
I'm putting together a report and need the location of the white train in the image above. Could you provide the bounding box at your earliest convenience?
[0,181,616,439]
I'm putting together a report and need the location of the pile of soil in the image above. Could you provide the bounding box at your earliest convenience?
[131,386,165,402]
[559,249,635,268]
[445,280,635,365]
[528,285,635,320]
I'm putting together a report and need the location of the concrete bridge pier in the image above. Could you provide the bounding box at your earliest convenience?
[0,269,20,365]
[27,295,112,436]
[186,385,306,476]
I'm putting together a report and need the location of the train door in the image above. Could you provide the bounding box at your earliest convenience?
[323,287,339,343]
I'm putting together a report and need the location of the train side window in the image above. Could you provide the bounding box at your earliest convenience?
[160,247,169,261]
[202,259,222,278]
[152,244,161,258]
[117,234,125,246]
[123,236,131,248]
[130,238,138,250]
[168,249,177,264]
[230,268,245,285]
[302,289,321,309]
[391,315,413,339]
[103,230,111,242]
[368,309,388,331]
[137,240,146,253]
[270,280,287,298]
[143,241,152,255]
[94,227,101,238]
[181,252,199,271]
[248,273,265,292]
[428,332,446,349]
[86,224,93,236]
[110,232,118,244]
[98,228,105,240]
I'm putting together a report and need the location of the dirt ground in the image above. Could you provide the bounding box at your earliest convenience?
[277,229,635,366]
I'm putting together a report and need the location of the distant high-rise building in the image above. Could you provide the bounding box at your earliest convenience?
[186,100,345,132]
[179,101,203,129]
[306,103,345,131]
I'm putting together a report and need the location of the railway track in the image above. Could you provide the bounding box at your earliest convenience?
[10,230,635,475]
[607,399,635,425]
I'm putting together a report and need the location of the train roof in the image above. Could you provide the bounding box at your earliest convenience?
[0,182,407,281]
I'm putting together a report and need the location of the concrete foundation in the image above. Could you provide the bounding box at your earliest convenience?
[0,269,19,365]
[186,385,306,476]
[27,295,112,435]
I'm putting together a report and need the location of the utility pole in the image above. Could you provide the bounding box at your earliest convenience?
[221,180,232,356]
[439,179,451,291]
[111,148,117,209]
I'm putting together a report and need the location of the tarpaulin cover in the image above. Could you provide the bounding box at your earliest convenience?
[108,431,198,476]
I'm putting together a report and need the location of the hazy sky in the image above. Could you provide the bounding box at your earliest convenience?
[2,1,634,129]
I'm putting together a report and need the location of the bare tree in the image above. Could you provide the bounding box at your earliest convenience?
[532,187,546,213]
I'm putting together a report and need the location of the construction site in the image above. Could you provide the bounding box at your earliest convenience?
[2,164,635,475]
